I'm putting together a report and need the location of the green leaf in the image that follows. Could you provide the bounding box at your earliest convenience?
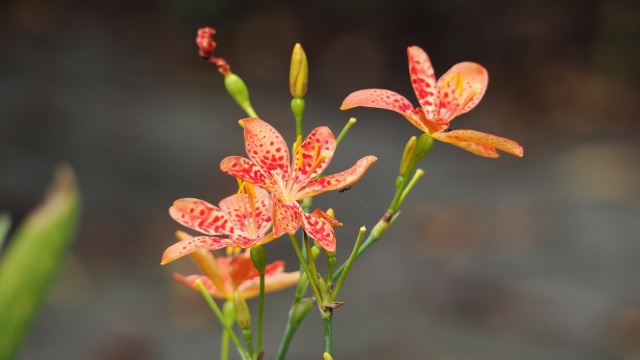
[0,165,81,360]
[0,213,10,251]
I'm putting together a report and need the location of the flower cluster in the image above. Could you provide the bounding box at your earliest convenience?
[161,27,523,360]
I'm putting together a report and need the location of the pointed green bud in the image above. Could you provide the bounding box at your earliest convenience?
[414,133,435,160]
[222,299,235,324]
[224,73,257,117]
[289,43,308,98]
[289,297,314,330]
[250,245,267,274]
[310,245,321,260]
[233,292,251,330]
[399,136,417,176]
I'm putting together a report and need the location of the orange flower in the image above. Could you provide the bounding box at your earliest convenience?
[162,186,274,265]
[341,46,523,158]
[173,251,299,300]
[220,118,377,251]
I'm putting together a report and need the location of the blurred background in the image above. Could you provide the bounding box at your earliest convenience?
[2,0,640,359]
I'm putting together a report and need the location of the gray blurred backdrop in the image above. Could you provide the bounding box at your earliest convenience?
[2,0,640,359]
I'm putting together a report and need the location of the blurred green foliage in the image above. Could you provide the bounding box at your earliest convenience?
[0,166,81,360]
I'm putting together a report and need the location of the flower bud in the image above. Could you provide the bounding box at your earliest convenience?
[224,73,254,114]
[233,292,251,330]
[414,133,435,160]
[289,297,314,329]
[289,43,308,98]
[399,136,417,176]
[250,245,267,273]
[324,352,334,360]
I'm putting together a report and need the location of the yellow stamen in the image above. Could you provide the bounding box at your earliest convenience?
[455,73,464,97]
[440,72,457,88]
[307,153,328,177]
[312,144,320,164]
[226,246,242,256]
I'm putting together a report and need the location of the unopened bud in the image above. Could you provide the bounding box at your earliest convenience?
[233,292,251,330]
[414,133,435,160]
[289,43,308,98]
[224,73,254,114]
[289,297,314,329]
[250,245,267,273]
[324,352,334,360]
[399,136,417,176]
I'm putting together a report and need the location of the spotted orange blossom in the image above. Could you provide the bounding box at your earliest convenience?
[161,185,274,265]
[220,118,377,252]
[341,46,523,158]
[172,243,299,300]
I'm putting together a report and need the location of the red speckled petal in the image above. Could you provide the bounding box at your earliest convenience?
[292,126,336,184]
[162,236,236,264]
[435,129,523,157]
[309,208,342,227]
[436,62,488,121]
[219,187,272,240]
[242,118,290,177]
[296,155,378,199]
[238,267,300,299]
[408,46,438,118]
[301,211,336,252]
[220,156,272,191]
[341,89,425,131]
[271,196,301,236]
[228,254,255,291]
[173,273,227,299]
[169,198,236,236]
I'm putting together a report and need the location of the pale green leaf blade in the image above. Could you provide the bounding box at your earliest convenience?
[0,166,81,360]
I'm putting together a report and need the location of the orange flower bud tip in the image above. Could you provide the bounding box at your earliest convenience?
[238,119,246,128]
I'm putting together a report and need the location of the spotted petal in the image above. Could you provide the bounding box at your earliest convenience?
[161,236,236,265]
[341,89,424,130]
[173,273,228,299]
[219,187,272,240]
[242,118,290,177]
[301,211,337,252]
[296,155,378,199]
[436,62,488,122]
[169,198,236,236]
[292,126,336,185]
[238,262,300,299]
[271,196,301,236]
[435,129,523,157]
[220,156,273,191]
[408,46,438,118]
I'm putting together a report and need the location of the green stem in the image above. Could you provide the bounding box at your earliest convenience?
[335,117,357,149]
[330,226,366,302]
[221,300,234,360]
[221,330,230,360]
[195,281,251,360]
[323,317,333,355]
[288,234,321,299]
[397,169,424,209]
[257,271,265,356]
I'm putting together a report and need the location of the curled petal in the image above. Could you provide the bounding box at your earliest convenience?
[173,273,227,299]
[435,129,523,157]
[296,155,378,199]
[341,89,425,131]
[271,196,301,236]
[436,62,488,121]
[161,236,236,265]
[309,208,342,227]
[242,118,290,177]
[408,46,438,118]
[219,187,272,240]
[301,211,337,252]
[220,156,273,191]
[170,198,235,236]
[293,126,336,184]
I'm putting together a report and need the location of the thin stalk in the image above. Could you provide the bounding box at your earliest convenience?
[397,169,424,209]
[335,117,356,149]
[323,317,333,355]
[221,328,229,360]
[288,234,322,298]
[195,281,251,360]
[257,271,265,355]
[330,226,366,302]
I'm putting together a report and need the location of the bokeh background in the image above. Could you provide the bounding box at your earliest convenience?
[2,0,640,359]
